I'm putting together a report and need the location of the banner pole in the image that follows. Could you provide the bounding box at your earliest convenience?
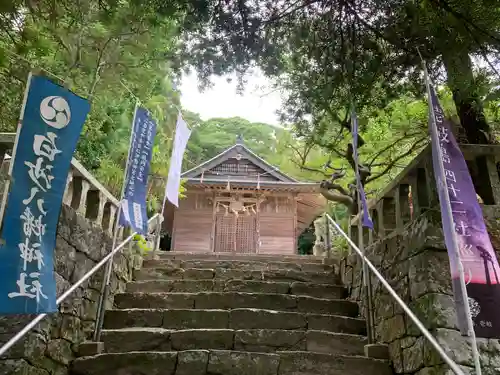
[154,112,192,255]
[153,111,179,256]
[422,61,482,375]
[352,107,376,345]
[0,72,33,232]
[357,193,375,344]
[152,176,168,256]
[93,101,139,342]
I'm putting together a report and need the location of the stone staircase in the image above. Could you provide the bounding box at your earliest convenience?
[71,253,393,375]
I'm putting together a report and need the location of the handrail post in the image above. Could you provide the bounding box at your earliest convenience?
[152,214,163,257]
[93,205,123,342]
[357,197,376,345]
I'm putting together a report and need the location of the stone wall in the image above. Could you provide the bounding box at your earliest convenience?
[0,136,159,375]
[0,205,142,375]
[344,144,500,375]
[344,209,500,374]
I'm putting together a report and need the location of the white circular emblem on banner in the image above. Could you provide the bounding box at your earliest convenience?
[468,297,481,319]
[40,96,71,129]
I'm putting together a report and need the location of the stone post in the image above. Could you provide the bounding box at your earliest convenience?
[107,205,117,236]
[381,196,396,236]
[96,192,107,228]
[485,154,500,204]
[63,172,74,206]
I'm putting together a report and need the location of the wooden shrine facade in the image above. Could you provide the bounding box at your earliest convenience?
[163,137,326,255]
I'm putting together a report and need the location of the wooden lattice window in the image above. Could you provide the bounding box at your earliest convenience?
[215,214,235,253]
[214,213,256,253]
[236,215,256,253]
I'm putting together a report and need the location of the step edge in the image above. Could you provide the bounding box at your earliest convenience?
[115,291,354,303]
[100,327,368,340]
[104,308,365,320]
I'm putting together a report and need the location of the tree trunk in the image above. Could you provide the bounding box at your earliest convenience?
[442,47,494,144]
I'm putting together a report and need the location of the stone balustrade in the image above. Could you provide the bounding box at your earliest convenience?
[343,142,500,374]
[350,143,500,245]
[0,133,163,375]
[0,133,121,236]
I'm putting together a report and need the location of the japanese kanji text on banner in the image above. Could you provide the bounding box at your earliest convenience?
[165,113,191,207]
[0,75,90,314]
[429,86,500,338]
[119,107,157,235]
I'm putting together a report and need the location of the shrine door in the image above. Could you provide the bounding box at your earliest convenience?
[214,213,256,253]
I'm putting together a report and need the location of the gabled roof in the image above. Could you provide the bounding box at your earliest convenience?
[182,142,298,183]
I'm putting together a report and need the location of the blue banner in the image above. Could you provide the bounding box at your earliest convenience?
[352,109,374,229]
[0,75,90,314]
[119,107,157,235]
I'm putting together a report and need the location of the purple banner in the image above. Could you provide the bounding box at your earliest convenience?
[352,109,374,229]
[429,86,500,338]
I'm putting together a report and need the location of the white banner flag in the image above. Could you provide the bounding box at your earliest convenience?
[165,113,191,207]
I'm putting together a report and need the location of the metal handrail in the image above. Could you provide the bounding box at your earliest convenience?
[0,213,161,357]
[325,214,465,375]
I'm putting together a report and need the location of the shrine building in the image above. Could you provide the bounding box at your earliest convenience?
[163,136,326,255]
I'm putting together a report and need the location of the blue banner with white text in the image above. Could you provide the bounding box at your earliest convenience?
[0,75,90,314]
[119,107,157,235]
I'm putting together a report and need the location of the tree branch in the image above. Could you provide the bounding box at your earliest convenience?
[366,136,428,183]
[319,180,354,208]
[367,131,423,167]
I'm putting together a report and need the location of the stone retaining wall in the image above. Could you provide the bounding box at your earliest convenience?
[345,143,500,375]
[0,205,142,375]
[344,209,500,374]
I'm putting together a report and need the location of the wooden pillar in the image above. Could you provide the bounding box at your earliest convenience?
[256,192,261,254]
[232,210,237,253]
[292,193,298,254]
[210,192,217,252]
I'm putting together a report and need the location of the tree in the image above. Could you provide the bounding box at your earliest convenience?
[4,0,500,214]
[0,0,182,169]
[168,0,500,212]
[179,0,500,143]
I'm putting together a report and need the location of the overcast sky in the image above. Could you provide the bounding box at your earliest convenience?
[179,70,284,126]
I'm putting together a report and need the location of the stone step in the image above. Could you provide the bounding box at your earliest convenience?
[114,292,359,316]
[100,328,367,356]
[158,251,333,264]
[103,308,367,335]
[126,279,347,299]
[134,267,339,285]
[143,259,334,273]
[71,350,392,375]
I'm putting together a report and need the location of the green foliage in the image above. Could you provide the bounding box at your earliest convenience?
[0,0,189,211]
[179,0,500,145]
[331,231,349,258]
[4,0,500,221]
[133,234,151,255]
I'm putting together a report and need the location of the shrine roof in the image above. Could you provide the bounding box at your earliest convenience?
[182,137,298,183]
